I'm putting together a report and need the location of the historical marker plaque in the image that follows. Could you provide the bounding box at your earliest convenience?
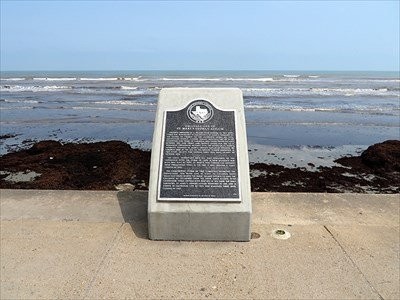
[158,100,240,201]
[148,88,251,241]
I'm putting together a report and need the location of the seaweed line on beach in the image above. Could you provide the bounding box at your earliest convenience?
[0,140,399,193]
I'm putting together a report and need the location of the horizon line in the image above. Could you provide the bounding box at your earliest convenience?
[1,69,399,73]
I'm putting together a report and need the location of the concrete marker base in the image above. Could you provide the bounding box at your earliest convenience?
[148,88,252,241]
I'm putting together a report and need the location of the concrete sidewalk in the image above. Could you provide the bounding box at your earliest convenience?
[1,189,399,299]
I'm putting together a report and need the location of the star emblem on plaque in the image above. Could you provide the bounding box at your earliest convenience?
[187,100,214,123]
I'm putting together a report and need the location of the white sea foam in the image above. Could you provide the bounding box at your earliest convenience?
[120,89,158,96]
[1,78,26,81]
[70,106,155,112]
[276,77,318,82]
[93,100,156,106]
[160,77,275,82]
[283,75,300,78]
[1,85,71,92]
[121,77,143,81]
[4,99,39,104]
[245,103,341,112]
[80,77,119,81]
[65,87,157,96]
[71,106,111,110]
[120,86,138,90]
[242,87,399,97]
[78,77,144,81]
[244,102,397,115]
[160,77,222,81]
[245,104,317,111]
[33,77,76,81]
[46,78,76,81]
[226,77,274,82]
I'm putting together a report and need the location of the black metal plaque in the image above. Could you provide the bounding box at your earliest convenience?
[158,100,240,202]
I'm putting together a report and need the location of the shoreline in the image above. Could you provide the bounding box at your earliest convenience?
[0,139,398,194]
[0,132,381,169]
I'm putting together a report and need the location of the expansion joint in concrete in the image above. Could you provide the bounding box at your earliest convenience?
[323,225,384,300]
[82,223,124,299]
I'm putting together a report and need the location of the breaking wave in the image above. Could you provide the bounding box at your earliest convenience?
[1,85,71,92]
[242,87,399,97]
[92,100,156,106]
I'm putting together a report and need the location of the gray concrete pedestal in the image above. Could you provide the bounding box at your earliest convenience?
[148,88,252,241]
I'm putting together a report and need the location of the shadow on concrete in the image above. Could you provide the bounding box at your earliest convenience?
[117,190,149,239]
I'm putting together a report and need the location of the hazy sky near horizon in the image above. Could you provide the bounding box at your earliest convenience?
[1,1,399,71]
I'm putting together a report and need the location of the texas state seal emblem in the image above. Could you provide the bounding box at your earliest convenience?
[187,100,214,123]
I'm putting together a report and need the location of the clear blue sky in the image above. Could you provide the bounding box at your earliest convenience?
[1,1,399,71]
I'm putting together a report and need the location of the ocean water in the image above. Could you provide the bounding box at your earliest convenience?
[1,70,399,164]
